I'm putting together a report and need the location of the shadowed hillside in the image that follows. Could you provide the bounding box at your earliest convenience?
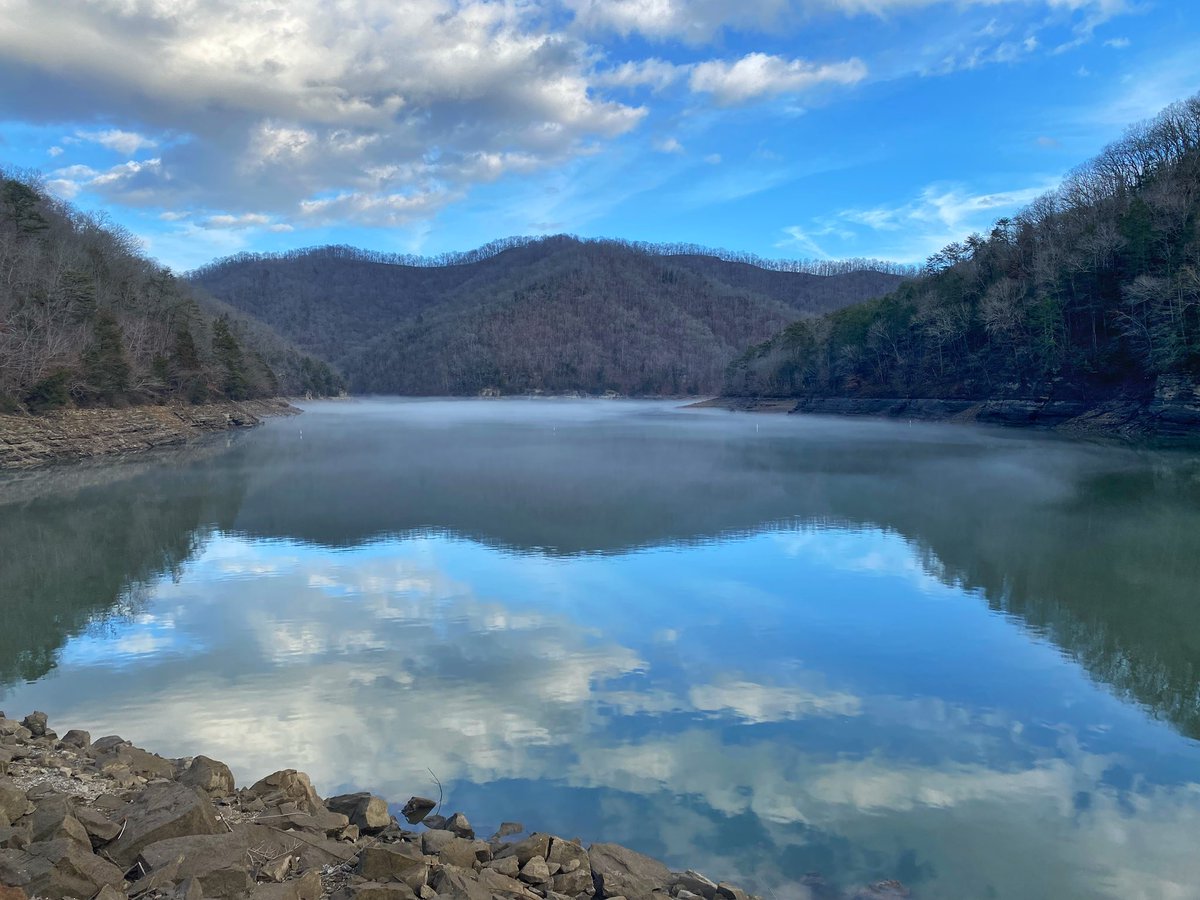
[191,237,907,396]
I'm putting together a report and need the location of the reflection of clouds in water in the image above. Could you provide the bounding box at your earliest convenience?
[12,527,1200,900]
[773,529,946,593]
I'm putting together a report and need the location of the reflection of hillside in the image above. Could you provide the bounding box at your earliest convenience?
[0,441,249,686]
[229,408,1200,738]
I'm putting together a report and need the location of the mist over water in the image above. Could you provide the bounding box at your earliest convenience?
[3,399,1200,899]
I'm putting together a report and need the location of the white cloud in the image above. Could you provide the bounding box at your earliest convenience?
[76,128,158,154]
[47,145,63,157]
[653,136,684,153]
[593,58,686,92]
[689,53,867,106]
[703,153,722,165]
[1104,36,1130,48]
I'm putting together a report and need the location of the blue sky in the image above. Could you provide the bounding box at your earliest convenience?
[1,0,1198,271]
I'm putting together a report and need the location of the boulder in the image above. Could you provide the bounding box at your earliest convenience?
[106,782,224,866]
[58,730,91,750]
[716,884,748,900]
[73,806,122,845]
[588,844,672,900]
[179,756,236,797]
[495,822,524,838]
[496,833,551,866]
[247,771,324,815]
[25,838,126,900]
[400,797,436,825]
[444,812,474,839]
[0,781,32,827]
[24,795,91,847]
[136,833,253,899]
[422,830,478,869]
[325,793,391,833]
[357,843,427,890]
[19,714,47,739]
[672,871,718,899]
[432,865,491,900]
[90,736,130,755]
[0,884,28,900]
[477,868,536,897]
[257,853,294,883]
[350,883,417,900]
[486,855,521,877]
[96,745,176,780]
[519,856,551,884]
[421,815,446,831]
[251,871,323,900]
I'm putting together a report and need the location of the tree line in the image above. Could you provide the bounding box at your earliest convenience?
[0,170,344,413]
[727,94,1200,402]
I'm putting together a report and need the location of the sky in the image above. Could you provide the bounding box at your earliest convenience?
[1,1,1198,272]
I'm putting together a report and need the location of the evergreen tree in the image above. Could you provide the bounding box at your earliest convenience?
[82,311,130,404]
[211,315,249,400]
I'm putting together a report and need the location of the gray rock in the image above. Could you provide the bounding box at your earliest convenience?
[58,730,91,750]
[25,837,126,900]
[247,770,324,815]
[180,756,236,797]
[0,780,33,827]
[351,883,418,900]
[107,782,224,866]
[90,736,130,755]
[257,853,294,883]
[588,844,671,900]
[497,834,551,866]
[432,864,492,900]
[487,855,521,878]
[715,884,748,900]
[252,870,323,900]
[19,714,47,738]
[422,814,447,831]
[549,867,593,897]
[96,745,176,780]
[401,797,437,825]
[358,844,428,890]
[326,792,392,833]
[477,868,535,897]
[672,872,718,899]
[519,856,551,884]
[445,812,474,839]
[422,830,478,869]
[24,795,90,847]
[495,822,524,839]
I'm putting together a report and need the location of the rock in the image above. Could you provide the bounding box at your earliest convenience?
[351,883,418,900]
[497,834,551,866]
[172,876,205,900]
[477,868,536,897]
[106,782,224,866]
[251,870,323,900]
[257,853,294,883]
[0,884,28,900]
[588,844,671,900]
[0,781,32,826]
[326,793,392,833]
[19,714,47,739]
[672,872,718,899]
[545,839,591,897]
[444,812,474,840]
[58,730,91,750]
[421,830,476,869]
[400,797,437,825]
[417,885,436,900]
[25,838,127,900]
[519,856,551,885]
[24,795,91,847]
[432,865,492,900]
[96,746,176,780]
[90,736,130,755]
[358,844,427,890]
[496,822,524,838]
[421,815,447,831]
[247,771,324,815]
[94,885,125,900]
[487,855,521,877]
[74,806,123,845]
[716,884,748,900]
[179,756,236,797]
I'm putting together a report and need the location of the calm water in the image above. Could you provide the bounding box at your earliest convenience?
[3,399,1200,899]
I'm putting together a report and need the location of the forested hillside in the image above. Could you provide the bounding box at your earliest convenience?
[0,171,342,414]
[727,95,1200,406]
[192,237,907,395]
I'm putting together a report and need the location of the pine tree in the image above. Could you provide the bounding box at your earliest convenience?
[82,311,130,404]
[211,315,249,400]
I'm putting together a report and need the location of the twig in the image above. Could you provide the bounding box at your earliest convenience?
[427,768,443,817]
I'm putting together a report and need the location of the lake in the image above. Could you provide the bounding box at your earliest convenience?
[2,398,1199,899]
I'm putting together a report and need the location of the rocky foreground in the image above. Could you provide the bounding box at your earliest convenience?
[0,401,298,470]
[0,713,908,900]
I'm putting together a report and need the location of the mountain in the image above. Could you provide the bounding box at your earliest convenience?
[725,94,1200,423]
[0,171,343,413]
[190,237,908,396]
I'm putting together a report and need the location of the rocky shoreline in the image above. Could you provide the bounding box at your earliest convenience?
[0,713,908,900]
[0,401,299,471]
[712,375,1200,439]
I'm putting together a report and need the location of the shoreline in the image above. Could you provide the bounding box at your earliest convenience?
[0,712,909,900]
[700,380,1200,440]
[0,400,299,471]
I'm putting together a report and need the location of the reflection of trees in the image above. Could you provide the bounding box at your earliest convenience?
[0,441,249,687]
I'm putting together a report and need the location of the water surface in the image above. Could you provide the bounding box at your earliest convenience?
[2,399,1199,899]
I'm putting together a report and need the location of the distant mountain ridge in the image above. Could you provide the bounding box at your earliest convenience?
[190,236,908,396]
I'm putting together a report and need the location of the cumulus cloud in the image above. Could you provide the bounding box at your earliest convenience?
[0,0,646,226]
[689,53,867,106]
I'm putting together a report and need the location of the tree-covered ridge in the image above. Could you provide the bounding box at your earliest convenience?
[726,95,1200,402]
[193,235,907,396]
[0,171,344,413]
